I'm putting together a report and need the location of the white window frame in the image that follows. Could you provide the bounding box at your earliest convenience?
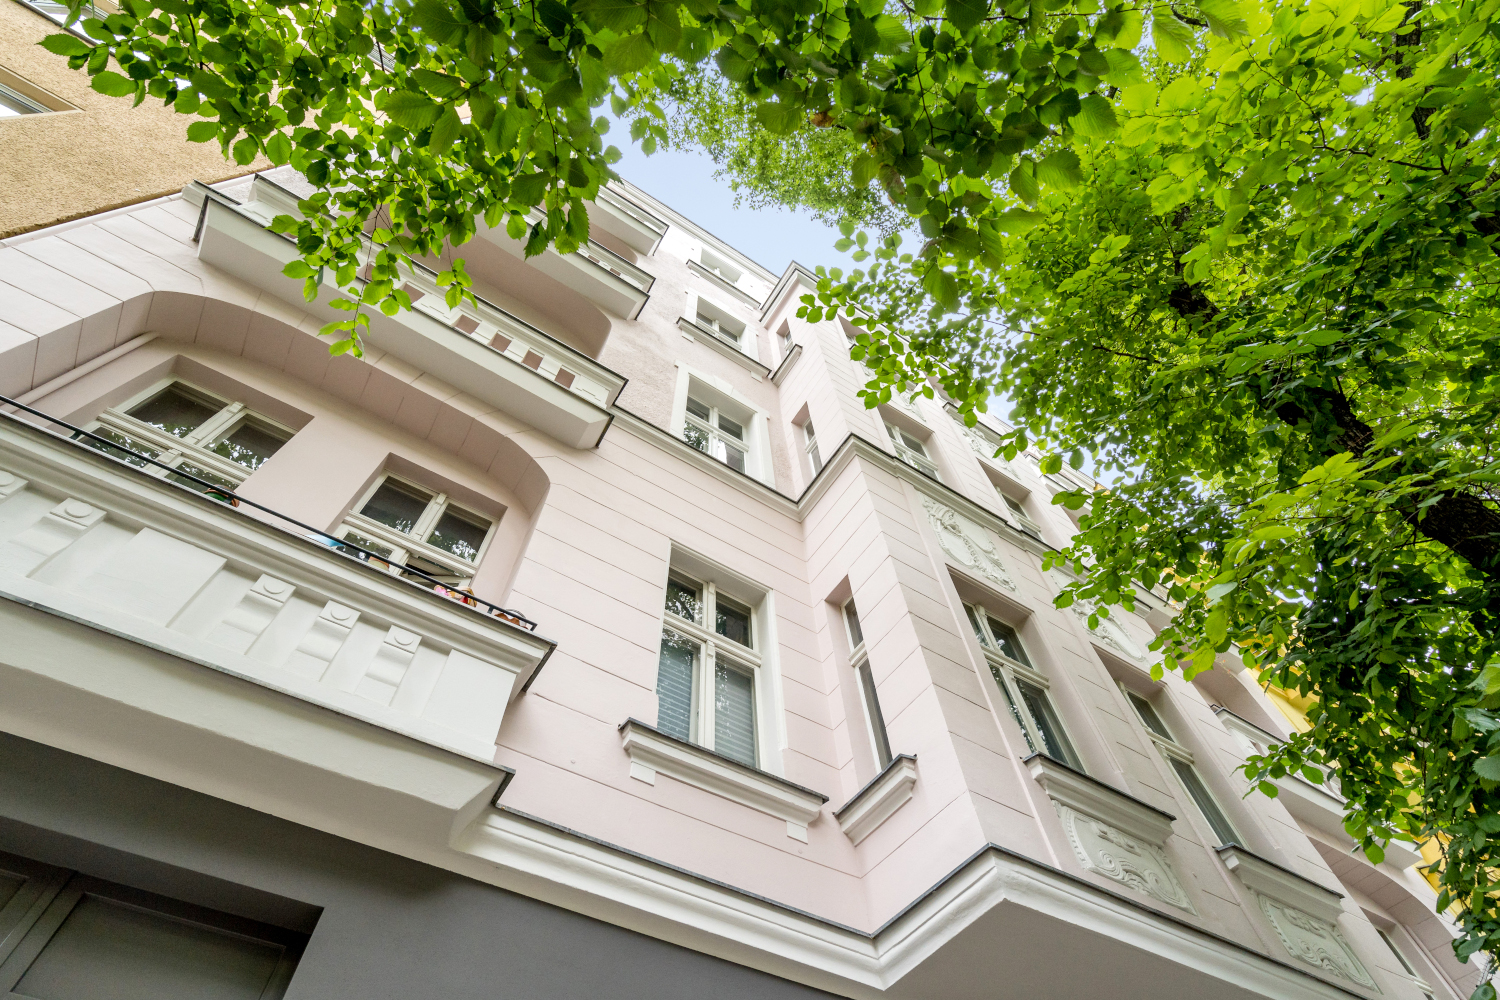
[671,368,772,483]
[966,603,1082,768]
[1373,924,1439,1000]
[802,418,823,476]
[85,378,296,492]
[776,321,794,363]
[684,395,751,473]
[698,247,744,285]
[1001,492,1042,537]
[659,571,763,767]
[336,473,499,584]
[885,421,941,481]
[844,599,892,769]
[1124,687,1241,846]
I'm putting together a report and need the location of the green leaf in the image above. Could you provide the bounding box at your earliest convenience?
[232,136,258,165]
[944,0,991,33]
[377,91,443,132]
[754,101,803,135]
[428,105,461,154]
[1194,0,1246,36]
[575,0,648,32]
[1036,149,1083,190]
[412,68,467,99]
[90,70,136,97]
[604,33,654,74]
[1009,163,1039,206]
[1151,12,1196,62]
[264,131,291,165]
[1475,757,1500,781]
[185,120,219,143]
[1038,454,1063,474]
[411,0,464,42]
[922,267,960,310]
[282,260,316,279]
[1073,94,1119,138]
[40,33,91,56]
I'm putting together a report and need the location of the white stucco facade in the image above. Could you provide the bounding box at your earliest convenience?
[0,169,1481,1000]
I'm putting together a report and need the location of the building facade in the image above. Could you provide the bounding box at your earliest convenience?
[0,86,1488,997]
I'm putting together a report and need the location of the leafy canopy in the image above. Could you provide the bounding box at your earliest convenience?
[40,0,1500,986]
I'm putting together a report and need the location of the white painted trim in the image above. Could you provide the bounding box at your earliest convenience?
[835,754,917,845]
[1218,846,1345,923]
[618,720,827,840]
[1026,754,1174,845]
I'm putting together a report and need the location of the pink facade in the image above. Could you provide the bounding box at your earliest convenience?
[0,169,1483,1000]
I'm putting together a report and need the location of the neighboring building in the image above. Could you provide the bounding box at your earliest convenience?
[0,146,1487,996]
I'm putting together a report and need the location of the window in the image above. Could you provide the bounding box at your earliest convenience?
[966,603,1081,768]
[1126,690,1240,846]
[657,572,761,767]
[698,248,743,285]
[1375,927,1437,1000]
[683,395,748,473]
[885,422,940,480]
[1001,493,1042,537]
[0,80,48,116]
[82,380,294,498]
[335,474,497,584]
[692,297,748,349]
[843,599,892,769]
[776,321,793,361]
[802,418,823,476]
[0,851,305,998]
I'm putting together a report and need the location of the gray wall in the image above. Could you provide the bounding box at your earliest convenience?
[0,731,839,1000]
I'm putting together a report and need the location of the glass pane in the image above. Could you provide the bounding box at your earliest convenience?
[656,631,697,741]
[210,421,290,471]
[987,617,1031,666]
[15,893,286,1000]
[359,479,433,534]
[991,666,1037,755]
[337,530,394,561]
[1019,680,1081,768]
[682,422,711,454]
[0,85,44,116]
[722,442,747,473]
[128,386,221,439]
[1170,757,1239,846]
[1376,930,1418,976]
[714,661,757,767]
[81,427,159,468]
[1128,692,1174,740]
[858,661,893,768]
[900,430,927,455]
[716,415,744,440]
[807,440,822,473]
[844,600,864,648]
[665,577,701,623]
[716,595,752,648]
[965,605,989,646]
[425,505,491,562]
[166,464,238,503]
[686,397,711,422]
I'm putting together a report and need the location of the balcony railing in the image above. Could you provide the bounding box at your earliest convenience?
[0,396,553,760]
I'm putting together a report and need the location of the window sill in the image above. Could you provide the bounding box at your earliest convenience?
[834,754,917,845]
[676,317,770,377]
[770,343,802,386]
[1025,753,1196,912]
[687,259,763,307]
[619,719,827,841]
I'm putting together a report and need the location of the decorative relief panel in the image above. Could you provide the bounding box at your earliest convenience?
[922,497,1017,591]
[1257,896,1377,988]
[1056,805,1195,912]
[1047,569,1147,661]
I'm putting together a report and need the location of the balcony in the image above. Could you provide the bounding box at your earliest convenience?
[476,211,655,321]
[187,179,624,450]
[590,186,668,255]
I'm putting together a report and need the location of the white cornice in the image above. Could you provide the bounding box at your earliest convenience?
[619,720,828,841]
[770,343,803,386]
[676,316,771,376]
[1026,755,1175,845]
[834,754,917,845]
[1217,846,1345,923]
[688,258,765,307]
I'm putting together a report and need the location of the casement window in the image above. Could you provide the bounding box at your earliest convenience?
[683,395,749,473]
[1001,493,1042,537]
[83,380,294,495]
[656,572,761,767]
[776,321,793,362]
[0,851,305,998]
[1375,927,1437,1000]
[802,418,823,476]
[1126,690,1240,846]
[335,474,496,584]
[885,422,940,480]
[844,599,893,768]
[966,603,1081,768]
[694,298,748,349]
[0,80,48,116]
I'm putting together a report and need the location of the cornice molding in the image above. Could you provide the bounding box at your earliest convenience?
[770,343,802,386]
[1217,845,1345,923]
[688,258,765,307]
[1026,754,1175,844]
[618,719,828,841]
[834,754,917,845]
[675,316,772,375]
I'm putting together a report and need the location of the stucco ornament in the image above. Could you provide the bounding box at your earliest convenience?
[922,497,1017,591]
[1047,569,1147,661]
[958,421,1004,463]
[1055,806,1196,912]
[1256,896,1377,988]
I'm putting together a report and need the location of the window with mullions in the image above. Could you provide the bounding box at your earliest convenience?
[82,381,294,498]
[802,419,823,476]
[683,395,748,473]
[656,572,761,767]
[1125,690,1240,847]
[694,299,747,349]
[885,422,940,480]
[1001,494,1042,537]
[1375,927,1438,1000]
[965,603,1082,768]
[844,599,892,769]
[335,474,497,585]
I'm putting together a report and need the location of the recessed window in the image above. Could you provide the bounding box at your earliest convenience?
[1126,690,1240,846]
[657,570,762,767]
[683,395,749,473]
[1375,927,1436,999]
[82,380,294,499]
[336,474,497,584]
[698,248,743,285]
[693,297,747,349]
[844,599,892,769]
[885,422,940,480]
[0,80,49,116]
[966,603,1081,768]
[776,321,793,362]
[1001,494,1041,537]
[802,418,823,476]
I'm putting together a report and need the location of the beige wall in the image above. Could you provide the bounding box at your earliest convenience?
[0,0,262,238]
